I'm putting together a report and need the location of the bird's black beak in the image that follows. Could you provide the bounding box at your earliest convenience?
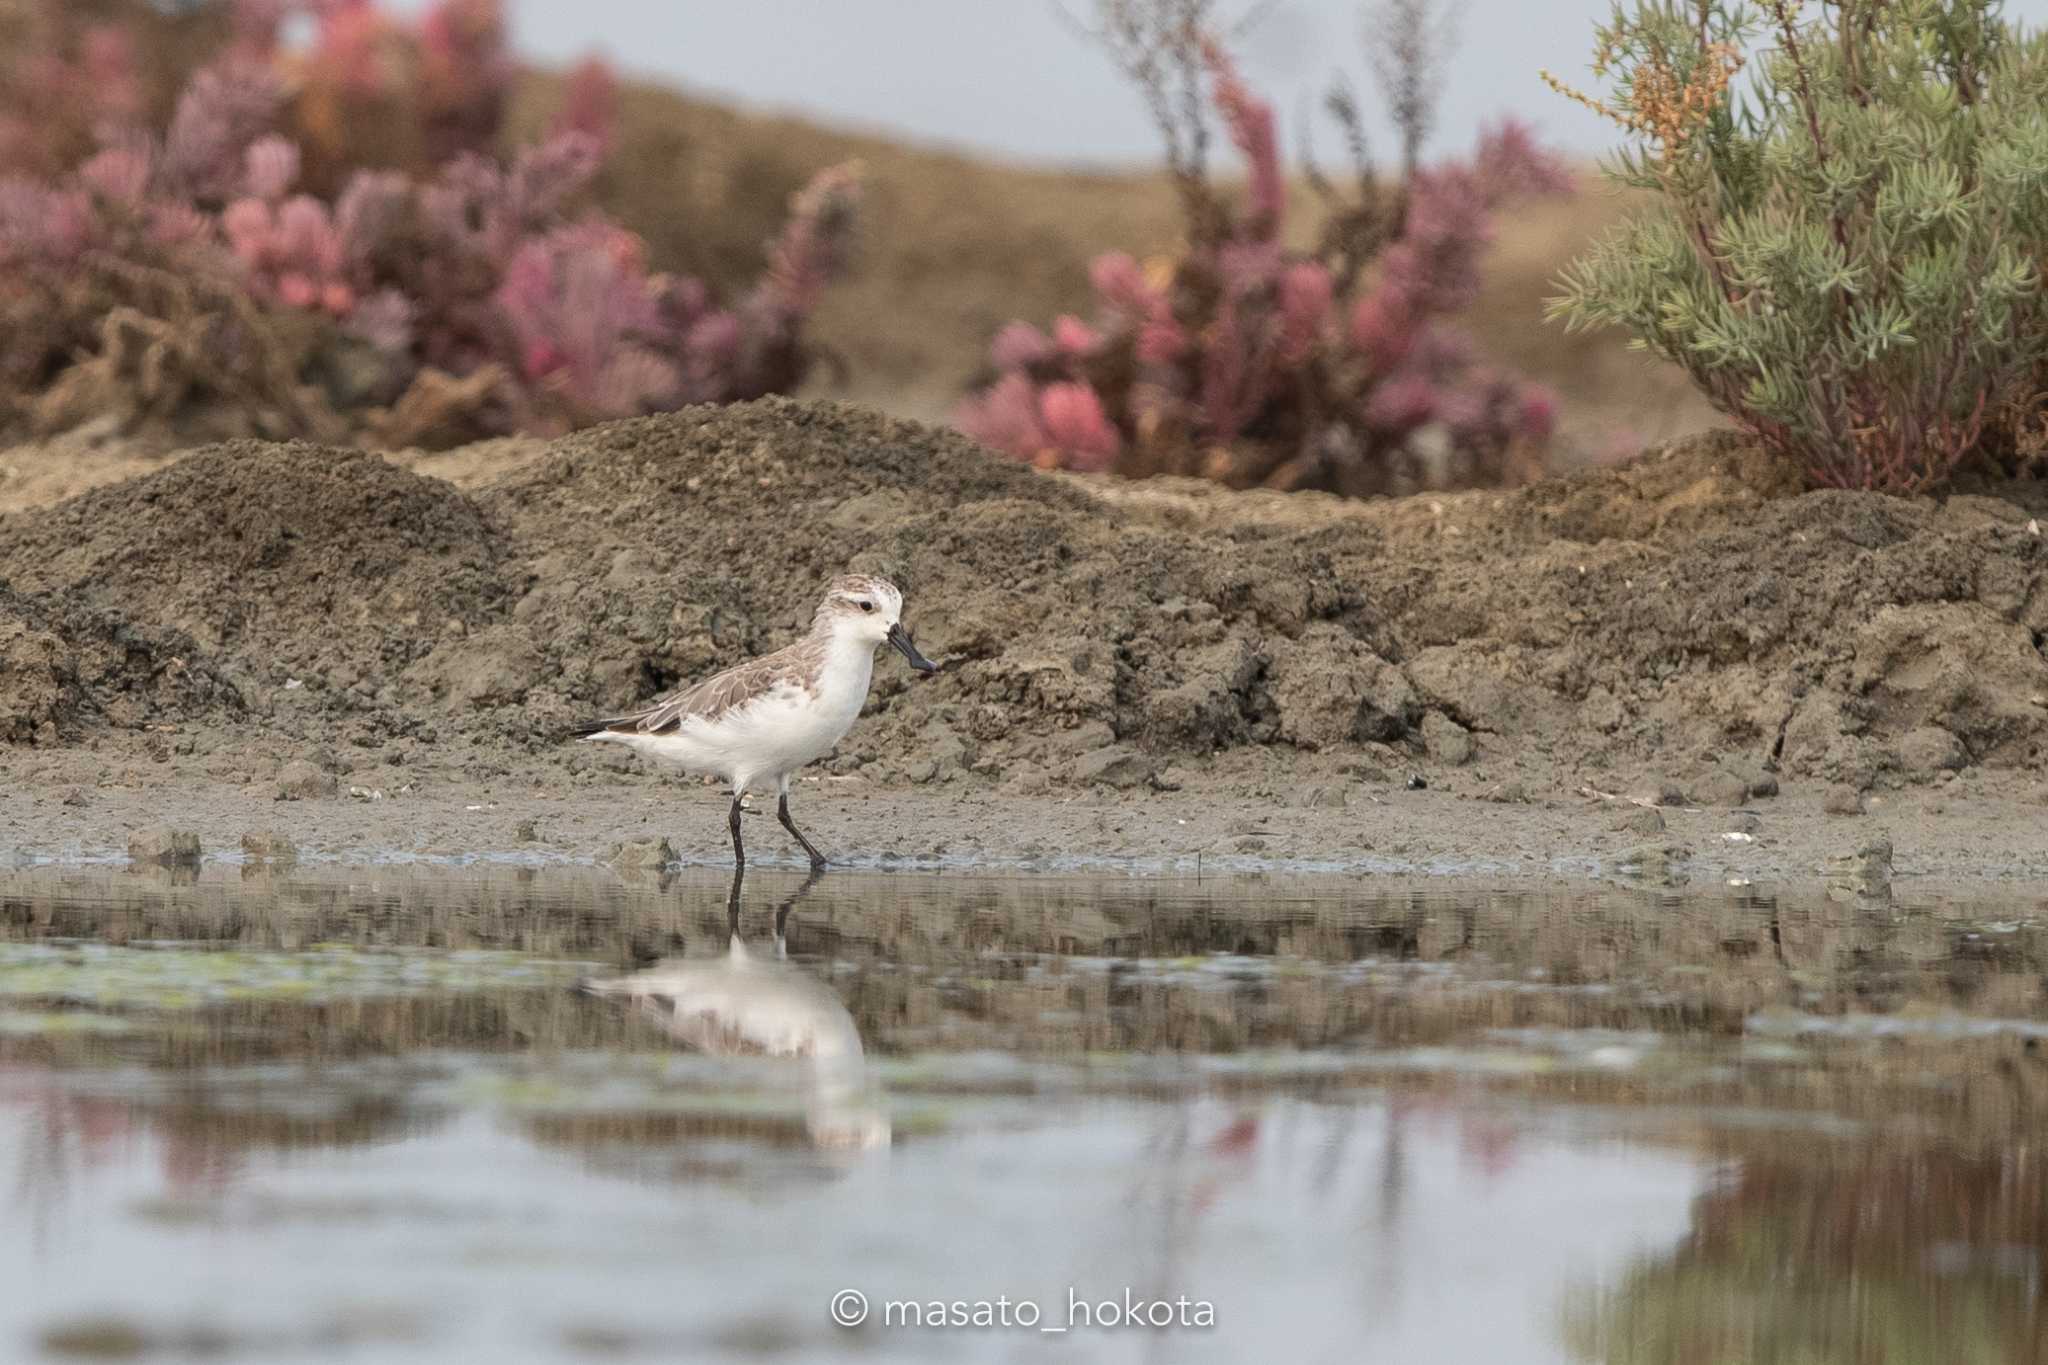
[888,622,938,673]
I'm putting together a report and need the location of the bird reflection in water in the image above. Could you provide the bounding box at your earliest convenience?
[581,866,889,1151]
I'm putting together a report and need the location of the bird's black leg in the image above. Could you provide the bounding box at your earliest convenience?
[727,791,746,868]
[778,791,829,871]
[774,866,825,956]
[724,861,745,944]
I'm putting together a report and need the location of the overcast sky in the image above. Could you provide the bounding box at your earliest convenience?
[413,1,2048,168]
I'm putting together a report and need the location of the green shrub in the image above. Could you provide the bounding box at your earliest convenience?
[1545,0,2048,493]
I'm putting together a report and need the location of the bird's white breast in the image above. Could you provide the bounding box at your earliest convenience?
[619,642,875,790]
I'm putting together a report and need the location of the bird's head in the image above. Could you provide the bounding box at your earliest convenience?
[815,574,936,672]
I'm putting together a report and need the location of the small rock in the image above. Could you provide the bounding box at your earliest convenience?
[1151,766,1189,793]
[274,759,337,801]
[1822,837,1893,899]
[904,758,941,785]
[128,828,201,866]
[238,830,297,863]
[607,837,676,871]
[1073,745,1156,790]
[1343,762,1393,784]
[1697,771,1750,808]
[1052,721,1117,755]
[1822,785,1866,816]
[1420,713,1475,767]
[1005,763,1051,795]
[1297,785,1348,810]
[1895,725,1967,779]
[1614,806,1665,835]
[926,729,977,776]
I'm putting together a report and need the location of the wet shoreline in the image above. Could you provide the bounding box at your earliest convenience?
[11,771,2048,886]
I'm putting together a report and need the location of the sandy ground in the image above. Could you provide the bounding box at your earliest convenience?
[9,751,2048,886]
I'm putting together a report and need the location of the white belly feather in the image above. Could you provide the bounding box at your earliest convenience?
[588,648,874,793]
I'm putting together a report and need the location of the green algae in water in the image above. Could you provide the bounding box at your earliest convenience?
[0,942,601,1010]
[0,1010,142,1037]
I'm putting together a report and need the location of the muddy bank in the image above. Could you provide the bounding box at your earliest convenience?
[8,772,2048,887]
[2,397,2046,866]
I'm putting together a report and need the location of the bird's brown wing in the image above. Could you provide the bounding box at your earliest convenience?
[582,641,822,736]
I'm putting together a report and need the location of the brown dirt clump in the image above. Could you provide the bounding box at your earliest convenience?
[1,398,2044,798]
[0,441,515,746]
[0,582,234,744]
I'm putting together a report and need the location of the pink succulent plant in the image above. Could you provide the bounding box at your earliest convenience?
[1202,41,1284,234]
[956,34,1567,495]
[1053,315,1102,356]
[1038,383,1120,470]
[0,6,860,440]
[553,58,620,151]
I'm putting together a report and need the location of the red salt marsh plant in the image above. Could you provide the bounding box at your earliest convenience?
[0,0,861,444]
[956,2,1569,496]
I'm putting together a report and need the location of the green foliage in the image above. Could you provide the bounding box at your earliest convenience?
[1548,0,2048,492]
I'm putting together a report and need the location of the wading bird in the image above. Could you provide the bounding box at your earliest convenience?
[574,573,937,868]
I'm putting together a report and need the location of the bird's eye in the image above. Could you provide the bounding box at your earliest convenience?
[857,600,875,613]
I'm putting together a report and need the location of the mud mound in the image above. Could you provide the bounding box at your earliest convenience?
[0,582,237,744]
[1376,485,2048,783]
[0,441,515,736]
[499,396,1073,519]
[467,398,1353,753]
[1,399,2043,795]
[474,401,2044,788]
[478,398,1090,707]
[1477,428,1805,545]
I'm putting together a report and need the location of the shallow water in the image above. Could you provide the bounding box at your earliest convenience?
[0,864,2043,1364]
